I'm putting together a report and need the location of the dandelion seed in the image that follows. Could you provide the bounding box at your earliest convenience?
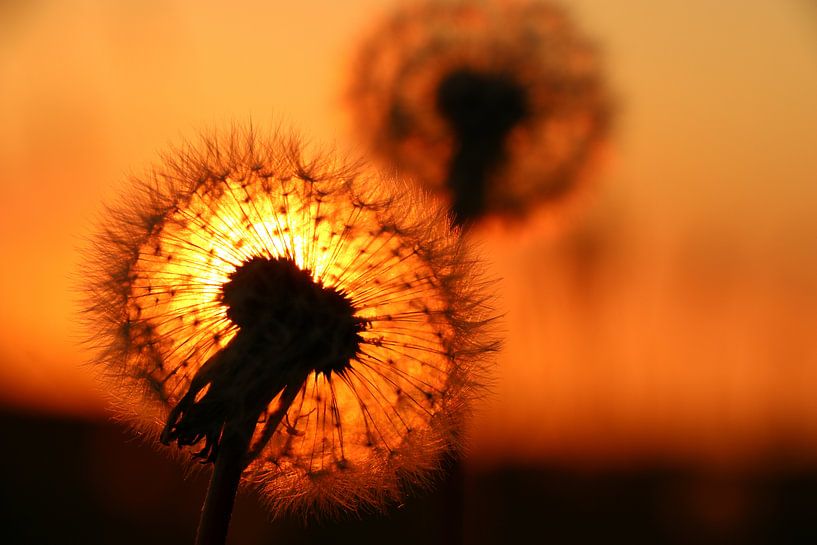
[82,127,496,541]
[347,0,611,225]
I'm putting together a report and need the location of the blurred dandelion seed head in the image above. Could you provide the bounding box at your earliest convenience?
[83,127,497,516]
[347,0,612,222]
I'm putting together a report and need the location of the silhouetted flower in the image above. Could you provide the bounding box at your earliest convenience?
[347,0,611,225]
[83,127,496,517]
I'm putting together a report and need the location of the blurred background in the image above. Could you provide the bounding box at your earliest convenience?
[1,0,817,543]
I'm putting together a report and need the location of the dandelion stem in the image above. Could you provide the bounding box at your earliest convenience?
[195,419,255,545]
[447,145,493,226]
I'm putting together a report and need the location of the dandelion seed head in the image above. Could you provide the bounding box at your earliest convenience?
[83,127,496,516]
[347,0,612,223]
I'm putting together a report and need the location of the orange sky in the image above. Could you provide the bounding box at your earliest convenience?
[1,0,816,466]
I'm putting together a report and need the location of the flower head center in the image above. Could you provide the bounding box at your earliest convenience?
[160,255,367,462]
[222,256,364,375]
[435,69,530,224]
[436,68,529,147]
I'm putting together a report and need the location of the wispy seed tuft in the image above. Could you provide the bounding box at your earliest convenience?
[347,0,612,225]
[82,126,498,517]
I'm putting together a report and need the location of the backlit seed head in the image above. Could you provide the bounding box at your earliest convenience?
[347,0,612,224]
[82,127,497,516]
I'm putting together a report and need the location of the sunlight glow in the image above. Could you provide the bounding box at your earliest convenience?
[114,150,482,510]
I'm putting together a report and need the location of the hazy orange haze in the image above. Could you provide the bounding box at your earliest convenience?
[1,0,816,466]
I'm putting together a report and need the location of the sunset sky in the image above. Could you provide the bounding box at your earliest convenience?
[1,0,816,466]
